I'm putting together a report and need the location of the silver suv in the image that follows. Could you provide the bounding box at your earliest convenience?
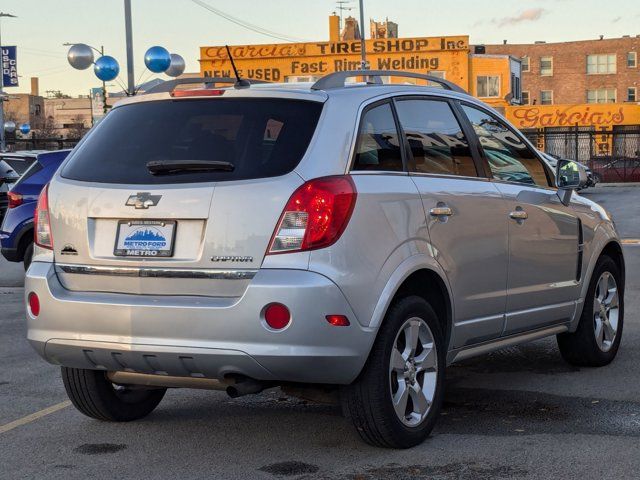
[25,71,625,448]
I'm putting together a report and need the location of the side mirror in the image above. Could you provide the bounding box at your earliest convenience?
[556,159,588,205]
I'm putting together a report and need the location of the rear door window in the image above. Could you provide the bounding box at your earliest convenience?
[61,98,323,184]
[352,102,403,172]
[395,99,478,177]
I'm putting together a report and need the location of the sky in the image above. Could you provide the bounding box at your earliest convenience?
[3,0,639,97]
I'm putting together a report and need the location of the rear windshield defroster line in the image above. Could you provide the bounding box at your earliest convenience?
[61,98,323,185]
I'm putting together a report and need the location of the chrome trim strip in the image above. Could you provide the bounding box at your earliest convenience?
[447,324,569,365]
[56,263,257,280]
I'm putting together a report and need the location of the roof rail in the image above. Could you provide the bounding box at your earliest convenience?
[146,77,269,94]
[310,70,467,94]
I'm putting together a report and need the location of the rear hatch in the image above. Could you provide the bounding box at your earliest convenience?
[50,94,324,297]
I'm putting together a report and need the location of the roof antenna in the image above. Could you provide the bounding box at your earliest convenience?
[225,45,250,88]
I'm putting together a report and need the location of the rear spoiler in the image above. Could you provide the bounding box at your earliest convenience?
[146,77,269,94]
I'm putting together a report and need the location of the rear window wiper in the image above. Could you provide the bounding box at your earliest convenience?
[146,160,235,175]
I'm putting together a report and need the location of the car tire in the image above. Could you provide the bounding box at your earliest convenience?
[592,172,602,185]
[341,296,445,448]
[23,242,33,270]
[61,367,166,421]
[557,255,623,367]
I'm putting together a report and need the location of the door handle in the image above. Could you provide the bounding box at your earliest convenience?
[509,210,528,220]
[429,206,453,217]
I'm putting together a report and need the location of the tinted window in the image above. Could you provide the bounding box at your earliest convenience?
[62,99,323,184]
[352,103,403,171]
[461,105,549,187]
[1,157,34,175]
[396,99,477,177]
[0,160,18,180]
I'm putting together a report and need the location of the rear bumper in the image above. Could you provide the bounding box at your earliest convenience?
[25,262,375,384]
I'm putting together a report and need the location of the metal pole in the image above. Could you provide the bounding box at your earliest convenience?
[124,0,135,95]
[89,89,93,127]
[358,0,367,70]
[100,45,107,113]
[0,17,5,151]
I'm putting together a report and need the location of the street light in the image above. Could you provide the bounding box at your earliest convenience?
[0,12,17,151]
[63,43,109,115]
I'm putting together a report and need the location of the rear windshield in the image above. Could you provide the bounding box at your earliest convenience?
[61,98,323,184]
[1,157,33,175]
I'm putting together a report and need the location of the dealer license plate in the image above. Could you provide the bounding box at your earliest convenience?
[114,220,176,257]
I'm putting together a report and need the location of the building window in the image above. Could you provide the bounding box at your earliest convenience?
[522,91,530,105]
[587,54,616,74]
[540,90,553,105]
[540,56,553,76]
[521,56,530,72]
[476,75,500,97]
[427,70,446,79]
[628,52,638,68]
[587,88,616,103]
[511,74,521,102]
[628,87,637,102]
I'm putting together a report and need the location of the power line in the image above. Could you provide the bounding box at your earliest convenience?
[190,0,311,43]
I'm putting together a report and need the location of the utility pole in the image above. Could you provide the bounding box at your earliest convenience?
[358,0,367,70]
[124,0,135,96]
[335,1,353,31]
[0,12,17,152]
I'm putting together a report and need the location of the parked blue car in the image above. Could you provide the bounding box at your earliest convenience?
[0,150,71,269]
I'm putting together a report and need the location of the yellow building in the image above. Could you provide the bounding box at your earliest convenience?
[504,103,640,158]
[504,103,640,130]
[199,16,521,110]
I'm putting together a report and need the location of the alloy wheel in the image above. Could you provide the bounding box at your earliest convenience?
[593,271,619,352]
[388,317,438,427]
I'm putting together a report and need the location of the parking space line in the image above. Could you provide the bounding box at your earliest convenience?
[0,401,71,434]
[621,239,640,245]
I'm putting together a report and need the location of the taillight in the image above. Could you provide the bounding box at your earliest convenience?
[7,191,23,209]
[268,176,357,254]
[34,184,53,250]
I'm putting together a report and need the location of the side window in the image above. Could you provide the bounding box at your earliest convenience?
[461,104,550,187]
[395,99,477,177]
[352,102,403,171]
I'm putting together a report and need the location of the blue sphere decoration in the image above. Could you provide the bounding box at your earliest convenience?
[19,123,30,135]
[94,55,120,81]
[144,46,171,73]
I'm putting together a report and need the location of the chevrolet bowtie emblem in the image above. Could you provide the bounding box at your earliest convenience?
[125,192,162,209]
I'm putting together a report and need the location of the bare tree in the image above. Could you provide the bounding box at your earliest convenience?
[33,116,58,138]
[68,115,89,139]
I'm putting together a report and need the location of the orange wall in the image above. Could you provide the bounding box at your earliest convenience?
[504,103,640,129]
[200,36,471,89]
[468,55,513,109]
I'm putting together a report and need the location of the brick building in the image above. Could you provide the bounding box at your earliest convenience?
[483,36,639,106]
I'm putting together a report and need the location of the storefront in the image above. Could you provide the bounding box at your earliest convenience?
[199,16,520,109]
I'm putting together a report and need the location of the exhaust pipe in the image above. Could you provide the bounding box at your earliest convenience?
[107,371,230,390]
[226,379,271,398]
[107,371,271,397]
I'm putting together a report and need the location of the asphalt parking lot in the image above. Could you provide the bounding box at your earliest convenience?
[1,185,640,479]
